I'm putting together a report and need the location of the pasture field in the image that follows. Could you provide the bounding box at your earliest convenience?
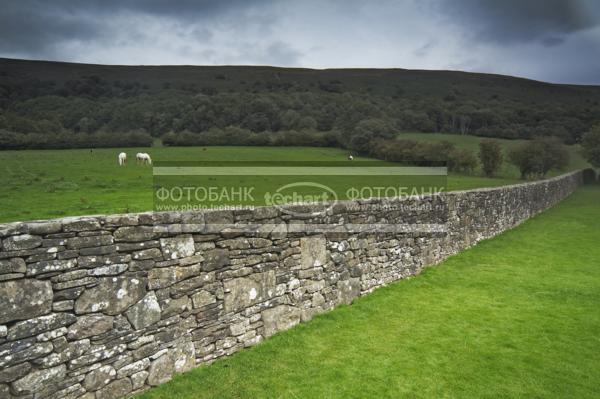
[0,146,523,223]
[138,186,600,399]
[398,132,589,178]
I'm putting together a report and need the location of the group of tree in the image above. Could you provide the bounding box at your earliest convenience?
[161,127,342,148]
[0,129,152,150]
[1,58,600,150]
[365,135,574,180]
[367,138,478,173]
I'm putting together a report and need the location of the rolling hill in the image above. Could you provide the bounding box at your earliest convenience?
[1,57,599,149]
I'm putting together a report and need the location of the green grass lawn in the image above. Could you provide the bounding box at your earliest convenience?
[398,132,589,178]
[0,146,521,223]
[138,186,600,399]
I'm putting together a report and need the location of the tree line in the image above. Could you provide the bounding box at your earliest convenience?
[1,68,599,151]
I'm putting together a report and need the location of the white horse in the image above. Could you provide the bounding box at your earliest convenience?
[136,152,152,165]
[118,152,127,166]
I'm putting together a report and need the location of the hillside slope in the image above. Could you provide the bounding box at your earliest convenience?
[1,57,599,149]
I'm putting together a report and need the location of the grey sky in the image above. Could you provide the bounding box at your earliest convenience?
[0,0,599,84]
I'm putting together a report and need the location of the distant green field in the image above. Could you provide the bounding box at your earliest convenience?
[397,132,589,178]
[0,145,525,223]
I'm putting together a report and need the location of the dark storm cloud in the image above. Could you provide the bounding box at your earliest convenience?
[0,0,276,56]
[0,4,103,55]
[0,0,599,84]
[113,0,275,19]
[438,0,600,45]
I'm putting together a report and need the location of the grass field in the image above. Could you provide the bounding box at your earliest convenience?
[138,186,600,399]
[0,145,525,223]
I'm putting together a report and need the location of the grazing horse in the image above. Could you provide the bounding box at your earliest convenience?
[137,152,152,165]
[348,155,354,161]
[118,152,127,166]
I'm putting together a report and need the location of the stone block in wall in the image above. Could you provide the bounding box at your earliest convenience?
[160,296,191,318]
[78,254,131,268]
[202,248,229,271]
[79,245,117,256]
[130,259,156,272]
[0,383,8,398]
[191,290,216,308]
[69,343,127,370]
[300,236,327,269]
[148,264,203,290]
[337,278,361,305]
[125,292,162,330]
[104,214,139,227]
[114,226,157,242]
[66,235,114,250]
[169,273,215,298]
[0,222,29,238]
[2,234,42,251]
[146,352,172,386]
[204,210,234,226]
[0,362,31,383]
[0,279,53,324]
[7,312,77,341]
[62,218,101,232]
[95,378,132,399]
[160,235,195,260]
[47,382,87,399]
[172,340,196,373]
[29,259,78,277]
[261,305,302,338]
[0,339,53,368]
[83,365,116,391]
[0,272,24,282]
[74,276,147,315]
[0,258,26,274]
[11,364,66,395]
[67,314,114,339]
[131,248,162,261]
[26,221,62,235]
[223,270,276,313]
[131,370,149,390]
[32,338,90,368]
[36,326,67,342]
[145,340,195,387]
[116,358,150,378]
[88,263,129,276]
[116,241,160,253]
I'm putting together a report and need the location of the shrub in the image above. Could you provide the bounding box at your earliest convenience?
[509,137,569,179]
[582,168,597,184]
[448,148,478,174]
[479,139,503,177]
[412,141,454,165]
[367,139,455,166]
[581,124,600,168]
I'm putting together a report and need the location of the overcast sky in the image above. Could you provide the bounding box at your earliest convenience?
[1,0,599,84]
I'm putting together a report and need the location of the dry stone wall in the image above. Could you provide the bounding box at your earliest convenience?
[0,171,582,398]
